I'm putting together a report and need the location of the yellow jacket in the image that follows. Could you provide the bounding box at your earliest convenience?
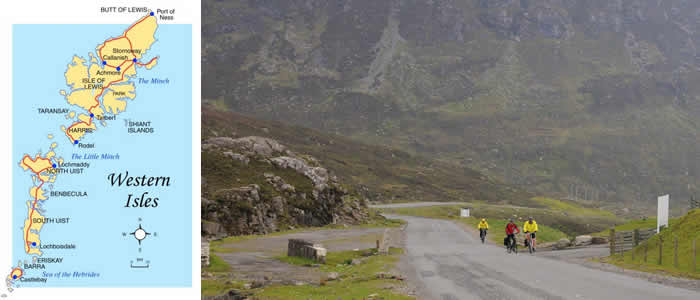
[523,220,538,232]
[478,221,489,229]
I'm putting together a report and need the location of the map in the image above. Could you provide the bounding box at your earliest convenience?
[5,10,192,291]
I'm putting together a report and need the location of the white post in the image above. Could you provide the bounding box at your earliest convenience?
[657,195,669,233]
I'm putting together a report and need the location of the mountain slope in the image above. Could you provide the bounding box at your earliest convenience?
[203,106,531,205]
[203,0,700,211]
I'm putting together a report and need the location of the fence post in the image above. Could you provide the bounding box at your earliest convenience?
[644,242,648,263]
[634,229,640,246]
[609,228,616,255]
[693,239,697,272]
[674,237,679,268]
[658,236,663,265]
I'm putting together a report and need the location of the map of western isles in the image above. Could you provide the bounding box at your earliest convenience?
[6,11,192,290]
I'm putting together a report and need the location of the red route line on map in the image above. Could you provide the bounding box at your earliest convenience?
[20,155,52,253]
[64,14,157,142]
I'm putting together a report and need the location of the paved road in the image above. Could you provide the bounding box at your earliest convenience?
[390,214,700,300]
[371,202,465,209]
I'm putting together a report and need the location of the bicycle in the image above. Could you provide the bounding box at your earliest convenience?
[525,233,534,254]
[506,235,518,254]
[480,229,487,244]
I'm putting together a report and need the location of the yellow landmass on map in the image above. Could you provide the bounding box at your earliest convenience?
[48,134,53,139]
[64,56,87,89]
[77,113,91,123]
[66,89,97,110]
[23,201,44,255]
[29,186,47,201]
[103,84,136,114]
[123,64,137,78]
[99,37,134,66]
[60,14,157,141]
[88,64,123,86]
[20,155,52,174]
[124,15,157,59]
[145,58,158,69]
[92,107,106,120]
[64,121,96,142]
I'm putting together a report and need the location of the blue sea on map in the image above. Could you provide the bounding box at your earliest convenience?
[12,23,192,287]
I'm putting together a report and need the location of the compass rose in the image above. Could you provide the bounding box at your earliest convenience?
[130,224,151,245]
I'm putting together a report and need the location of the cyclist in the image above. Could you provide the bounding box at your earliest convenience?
[523,217,538,252]
[478,218,489,243]
[505,219,520,253]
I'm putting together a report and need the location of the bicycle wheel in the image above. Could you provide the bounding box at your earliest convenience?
[528,237,533,254]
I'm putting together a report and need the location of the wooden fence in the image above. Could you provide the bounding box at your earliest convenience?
[610,229,699,272]
[691,196,700,210]
[609,228,656,254]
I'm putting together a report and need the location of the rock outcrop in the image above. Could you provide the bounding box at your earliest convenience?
[202,136,369,237]
[573,235,593,247]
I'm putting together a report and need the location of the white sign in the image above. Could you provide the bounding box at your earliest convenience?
[460,208,470,218]
[657,194,669,233]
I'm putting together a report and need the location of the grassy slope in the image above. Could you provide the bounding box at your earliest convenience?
[592,218,662,237]
[603,209,700,279]
[379,197,620,239]
[257,248,413,299]
[203,106,531,205]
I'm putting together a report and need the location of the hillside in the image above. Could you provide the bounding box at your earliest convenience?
[605,209,700,279]
[203,105,531,206]
[203,0,700,212]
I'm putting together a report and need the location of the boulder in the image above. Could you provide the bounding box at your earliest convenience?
[206,136,287,157]
[591,236,608,245]
[202,221,225,238]
[574,235,593,247]
[222,151,249,165]
[554,238,571,250]
[270,156,330,189]
[327,272,339,281]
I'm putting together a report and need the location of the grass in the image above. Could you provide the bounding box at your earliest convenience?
[592,217,661,237]
[203,253,231,273]
[531,197,616,218]
[258,248,413,299]
[202,279,246,297]
[602,209,700,279]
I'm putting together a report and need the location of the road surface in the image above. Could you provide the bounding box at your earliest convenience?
[371,202,465,209]
[389,214,700,300]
